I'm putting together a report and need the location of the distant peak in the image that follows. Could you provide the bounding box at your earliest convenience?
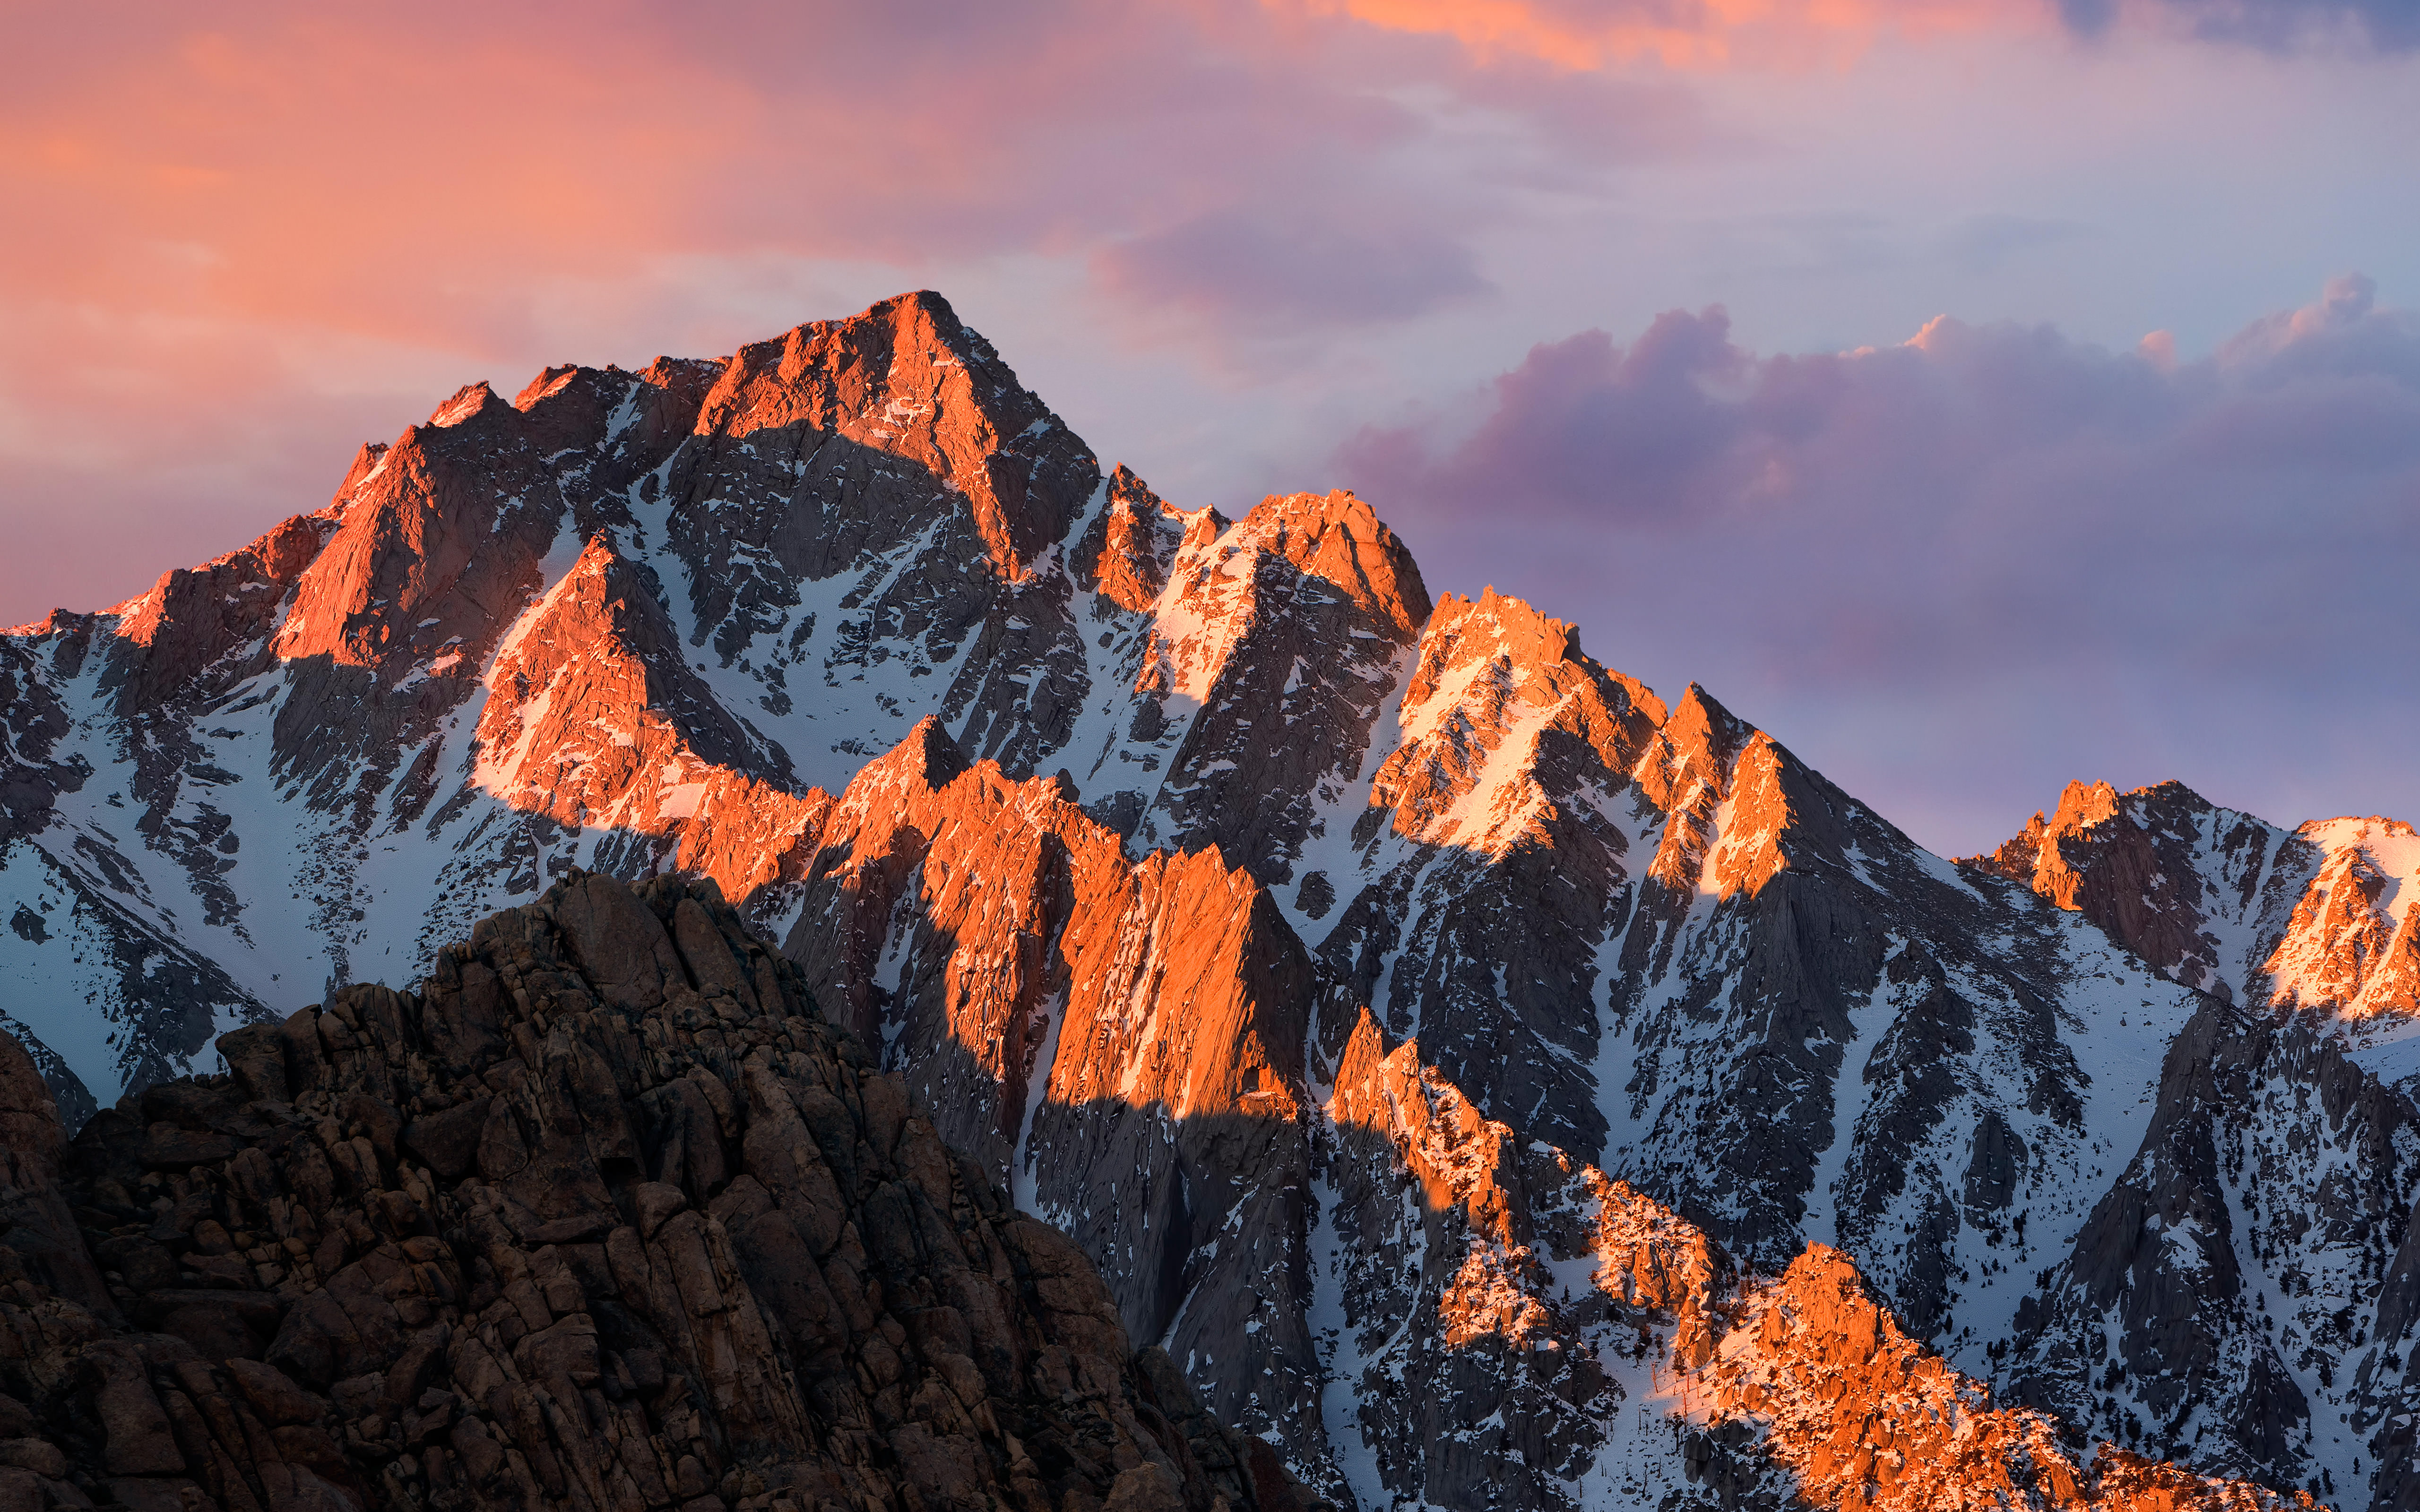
[2027,778,2223,843]
[736,290,978,378]
[1074,464,1191,611]
[871,288,961,328]
[1,608,95,638]
[513,365,582,410]
[1107,463,1160,500]
[427,381,506,430]
[853,716,973,798]
[691,289,1088,581]
[329,440,390,515]
[2048,779,2120,833]
[2132,778,2214,808]
[1437,585,1584,665]
[1245,487,1381,534]
[566,532,622,573]
[1234,489,1433,636]
[1671,682,1754,754]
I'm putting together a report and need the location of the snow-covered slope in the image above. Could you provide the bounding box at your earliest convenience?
[1969,783,2420,1506]
[0,294,1113,1107]
[6,290,2418,1512]
[1971,782,2420,1057]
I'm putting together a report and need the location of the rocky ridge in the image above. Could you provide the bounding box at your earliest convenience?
[1965,784,2420,1506]
[0,873,1314,1512]
[2009,997,2420,1500]
[1969,781,2420,1039]
[0,871,2316,1512]
[6,292,2420,1510]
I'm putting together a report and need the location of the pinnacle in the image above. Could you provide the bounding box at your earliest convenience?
[426,379,506,429]
[513,364,583,410]
[856,715,974,795]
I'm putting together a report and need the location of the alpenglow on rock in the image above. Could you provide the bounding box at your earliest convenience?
[0,872,1322,1512]
[5,290,2419,1512]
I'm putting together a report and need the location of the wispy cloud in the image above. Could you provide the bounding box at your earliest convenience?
[1096,210,1493,330]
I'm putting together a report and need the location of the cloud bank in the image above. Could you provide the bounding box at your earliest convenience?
[1339,276,2420,848]
[0,0,1633,617]
[4,3,2409,626]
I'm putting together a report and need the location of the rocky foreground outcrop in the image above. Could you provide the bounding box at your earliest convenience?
[0,873,1314,1512]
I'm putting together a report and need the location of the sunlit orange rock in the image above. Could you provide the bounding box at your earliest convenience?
[1072,464,1195,614]
[1367,585,1661,853]
[1972,782,2420,1020]
[777,716,1326,1462]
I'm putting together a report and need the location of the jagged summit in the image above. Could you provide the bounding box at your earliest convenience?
[7,289,2420,1512]
[1970,776,2420,1025]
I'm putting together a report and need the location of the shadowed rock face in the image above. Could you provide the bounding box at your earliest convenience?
[0,1031,112,1317]
[1970,781,2420,1026]
[1115,489,1431,888]
[1969,781,2255,993]
[1275,1003,2316,1512]
[2005,997,2420,1507]
[757,710,2357,1512]
[0,874,1319,1512]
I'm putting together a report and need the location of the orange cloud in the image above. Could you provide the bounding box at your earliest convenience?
[1,1,1575,617]
[1279,0,2056,69]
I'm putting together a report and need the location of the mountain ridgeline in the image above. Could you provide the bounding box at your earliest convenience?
[3,291,2418,1512]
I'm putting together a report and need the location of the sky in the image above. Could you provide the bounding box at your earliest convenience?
[4,0,2416,855]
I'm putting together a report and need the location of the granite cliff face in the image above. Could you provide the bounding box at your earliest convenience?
[1970,781,2420,1036]
[6,291,2420,1511]
[2009,999,2419,1501]
[1970,784,2420,1511]
[0,874,1311,1512]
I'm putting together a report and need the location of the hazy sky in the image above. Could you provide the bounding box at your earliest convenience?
[6,0,2416,853]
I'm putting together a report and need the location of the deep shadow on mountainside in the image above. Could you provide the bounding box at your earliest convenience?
[0,871,1327,1512]
[0,873,2331,1512]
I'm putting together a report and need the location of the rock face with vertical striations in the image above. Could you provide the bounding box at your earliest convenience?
[0,873,1316,1512]
[777,718,1325,1479]
[2008,996,2420,1499]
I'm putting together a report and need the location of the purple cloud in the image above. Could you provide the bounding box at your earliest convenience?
[2050,0,2420,48]
[2162,0,2420,50]
[1336,277,2420,851]
[1094,208,1490,330]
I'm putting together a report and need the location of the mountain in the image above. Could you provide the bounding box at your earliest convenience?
[1963,782,2420,1498]
[1970,781,2420,1071]
[4,290,2416,1511]
[0,874,2317,1512]
[0,872,1316,1512]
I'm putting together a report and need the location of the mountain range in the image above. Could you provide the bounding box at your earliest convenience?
[4,291,2418,1512]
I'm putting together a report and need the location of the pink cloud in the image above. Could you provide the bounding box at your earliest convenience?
[0,0,1763,616]
[0,1,1572,613]
[3,0,2410,638]
[1285,0,2420,62]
